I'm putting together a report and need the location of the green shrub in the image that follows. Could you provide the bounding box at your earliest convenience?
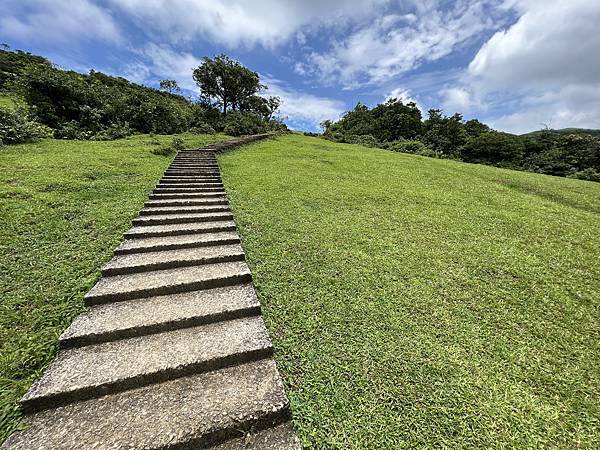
[92,122,132,141]
[389,140,435,155]
[346,134,379,147]
[171,137,185,151]
[189,123,216,134]
[0,106,52,145]
[53,121,94,140]
[151,145,175,156]
[569,168,600,182]
[223,112,264,136]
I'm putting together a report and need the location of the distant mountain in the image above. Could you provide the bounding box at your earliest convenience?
[521,128,600,138]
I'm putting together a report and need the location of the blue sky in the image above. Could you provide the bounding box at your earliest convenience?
[2,0,599,133]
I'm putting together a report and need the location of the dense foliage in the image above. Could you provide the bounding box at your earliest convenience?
[0,49,284,143]
[322,101,600,181]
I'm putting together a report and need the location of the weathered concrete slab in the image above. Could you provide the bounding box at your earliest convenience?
[153,186,225,193]
[148,192,226,200]
[139,204,230,216]
[5,360,291,450]
[124,220,236,238]
[115,230,239,254]
[156,182,225,189]
[85,260,252,304]
[22,317,272,412]
[60,283,260,347]
[101,243,245,275]
[209,422,301,449]
[132,211,233,226]
[144,197,227,207]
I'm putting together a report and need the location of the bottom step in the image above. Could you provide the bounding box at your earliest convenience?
[4,360,296,450]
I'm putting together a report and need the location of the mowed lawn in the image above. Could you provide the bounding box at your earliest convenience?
[0,132,229,442]
[218,134,599,448]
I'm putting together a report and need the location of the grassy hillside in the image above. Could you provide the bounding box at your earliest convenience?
[0,132,229,442]
[219,135,599,448]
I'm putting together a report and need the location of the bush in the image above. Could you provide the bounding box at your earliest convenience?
[346,134,379,148]
[189,123,216,134]
[223,112,264,136]
[92,122,132,141]
[389,140,428,155]
[171,137,185,151]
[0,106,52,145]
[53,120,94,140]
[151,145,176,156]
[569,168,600,182]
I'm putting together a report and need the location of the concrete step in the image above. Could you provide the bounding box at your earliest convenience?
[156,182,224,189]
[144,198,227,207]
[125,220,236,238]
[6,360,291,450]
[164,172,220,177]
[132,211,233,226]
[21,316,273,412]
[159,177,222,183]
[114,231,239,254]
[148,192,226,199]
[168,164,219,168]
[209,422,300,449]
[139,205,229,216]
[153,186,225,193]
[102,243,245,276]
[60,283,260,348]
[85,260,252,304]
[167,169,219,173]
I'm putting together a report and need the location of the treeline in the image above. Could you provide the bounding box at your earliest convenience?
[0,49,284,145]
[320,101,600,181]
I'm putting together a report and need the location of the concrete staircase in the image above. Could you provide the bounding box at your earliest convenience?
[4,139,300,449]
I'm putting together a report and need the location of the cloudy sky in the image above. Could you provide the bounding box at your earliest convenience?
[2,0,599,133]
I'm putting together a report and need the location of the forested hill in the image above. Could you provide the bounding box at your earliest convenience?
[522,128,600,138]
[0,49,285,142]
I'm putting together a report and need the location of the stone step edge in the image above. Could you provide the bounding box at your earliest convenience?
[114,235,240,255]
[124,222,236,238]
[59,303,261,349]
[84,271,252,305]
[101,250,245,276]
[21,349,273,414]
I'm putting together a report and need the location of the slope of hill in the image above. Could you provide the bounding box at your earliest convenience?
[219,134,599,448]
[522,127,600,137]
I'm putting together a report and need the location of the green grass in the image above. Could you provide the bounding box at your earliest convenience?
[0,95,17,110]
[218,134,599,448]
[0,132,230,443]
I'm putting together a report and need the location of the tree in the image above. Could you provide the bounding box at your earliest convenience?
[240,95,280,121]
[192,54,265,115]
[422,110,467,156]
[159,79,180,94]
[371,98,422,141]
[464,119,491,138]
[461,132,525,164]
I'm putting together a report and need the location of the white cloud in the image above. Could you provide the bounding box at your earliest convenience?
[305,1,503,87]
[137,44,203,91]
[262,76,345,129]
[487,84,600,134]
[0,0,121,45]
[469,0,600,89]
[455,0,600,133]
[440,87,480,112]
[108,0,385,48]
[385,88,422,111]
